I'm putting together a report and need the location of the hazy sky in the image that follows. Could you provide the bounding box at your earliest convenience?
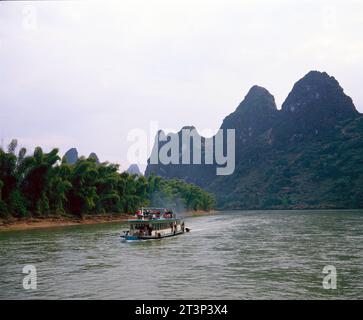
[0,0,362,171]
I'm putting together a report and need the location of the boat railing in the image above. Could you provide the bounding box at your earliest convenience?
[129,216,177,222]
[130,211,177,221]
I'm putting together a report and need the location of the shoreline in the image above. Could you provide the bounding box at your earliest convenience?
[0,210,216,232]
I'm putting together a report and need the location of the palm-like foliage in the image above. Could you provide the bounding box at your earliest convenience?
[20,147,60,216]
[0,141,215,218]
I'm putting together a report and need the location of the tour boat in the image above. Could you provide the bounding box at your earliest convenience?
[120,207,188,242]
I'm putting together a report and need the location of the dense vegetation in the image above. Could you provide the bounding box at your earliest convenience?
[211,116,363,209]
[0,140,215,219]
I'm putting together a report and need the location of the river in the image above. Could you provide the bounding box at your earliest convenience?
[0,210,362,299]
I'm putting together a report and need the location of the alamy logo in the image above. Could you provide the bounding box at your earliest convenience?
[322,265,337,289]
[127,122,235,176]
[22,265,37,290]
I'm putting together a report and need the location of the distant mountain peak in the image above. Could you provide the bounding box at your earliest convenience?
[236,85,277,113]
[246,85,273,99]
[88,152,100,163]
[220,85,278,137]
[63,148,78,164]
[181,125,196,131]
[126,164,142,176]
[282,70,358,119]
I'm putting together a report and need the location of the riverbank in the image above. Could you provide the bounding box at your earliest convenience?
[0,214,130,232]
[0,210,216,232]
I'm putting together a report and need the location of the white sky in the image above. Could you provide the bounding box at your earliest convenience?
[0,0,362,171]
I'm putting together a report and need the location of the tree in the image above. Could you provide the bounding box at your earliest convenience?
[0,140,215,219]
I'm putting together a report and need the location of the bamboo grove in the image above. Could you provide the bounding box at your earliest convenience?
[0,140,215,218]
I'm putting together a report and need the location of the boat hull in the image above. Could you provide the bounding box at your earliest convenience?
[121,230,184,242]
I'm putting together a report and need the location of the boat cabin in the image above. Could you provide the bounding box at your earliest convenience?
[121,207,186,240]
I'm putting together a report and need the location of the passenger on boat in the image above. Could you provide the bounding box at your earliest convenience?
[136,209,142,218]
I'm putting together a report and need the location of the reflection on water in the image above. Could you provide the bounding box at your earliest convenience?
[0,210,362,299]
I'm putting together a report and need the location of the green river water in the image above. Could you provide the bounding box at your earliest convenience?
[0,210,362,299]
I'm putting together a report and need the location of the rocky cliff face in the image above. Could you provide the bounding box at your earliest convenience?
[145,126,214,185]
[282,71,357,119]
[272,71,359,144]
[63,149,100,164]
[63,148,78,164]
[220,85,279,162]
[145,71,363,209]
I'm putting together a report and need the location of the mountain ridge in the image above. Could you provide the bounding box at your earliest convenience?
[145,71,363,209]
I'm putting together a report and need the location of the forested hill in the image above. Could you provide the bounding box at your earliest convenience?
[0,141,215,218]
[146,71,363,209]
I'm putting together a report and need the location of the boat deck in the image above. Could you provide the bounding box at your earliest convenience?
[122,230,184,241]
